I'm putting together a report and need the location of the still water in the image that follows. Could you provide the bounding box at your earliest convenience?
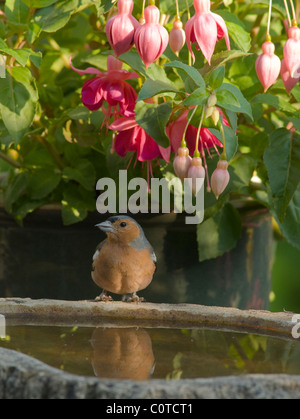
[1,325,300,380]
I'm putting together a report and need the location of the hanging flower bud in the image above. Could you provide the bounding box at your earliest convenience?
[281,58,299,93]
[211,160,230,199]
[283,26,300,78]
[134,5,169,69]
[169,20,186,56]
[207,93,217,108]
[187,156,205,195]
[255,41,281,92]
[211,108,220,126]
[105,0,140,57]
[173,145,192,181]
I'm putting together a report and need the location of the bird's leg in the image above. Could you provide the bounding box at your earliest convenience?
[95,290,113,302]
[124,292,145,303]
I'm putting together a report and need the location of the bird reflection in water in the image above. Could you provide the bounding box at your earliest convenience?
[90,327,155,380]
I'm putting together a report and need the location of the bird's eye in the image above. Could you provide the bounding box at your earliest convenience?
[120,221,127,227]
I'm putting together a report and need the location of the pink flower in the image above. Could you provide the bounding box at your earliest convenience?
[283,26,300,78]
[109,116,170,184]
[187,157,205,195]
[173,145,192,181]
[281,58,299,93]
[166,110,226,155]
[109,115,170,186]
[185,0,230,64]
[134,5,169,69]
[255,41,281,92]
[105,0,139,57]
[166,109,229,190]
[169,20,186,56]
[70,55,138,126]
[211,160,230,199]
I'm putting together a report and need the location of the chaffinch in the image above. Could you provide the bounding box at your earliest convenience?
[92,215,156,302]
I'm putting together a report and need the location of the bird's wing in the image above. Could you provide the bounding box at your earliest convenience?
[150,246,157,264]
[92,239,106,262]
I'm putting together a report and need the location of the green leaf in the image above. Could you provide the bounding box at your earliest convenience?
[0,67,38,143]
[4,171,29,213]
[0,40,42,67]
[218,10,251,52]
[134,101,172,148]
[164,60,205,89]
[291,117,300,133]
[27,168,61,199]
[137,79,179,101]
[34,0,79,33]
[63,159,96,191]
[22,0,58,7]
[251,93,296,114]
[209,66,225,90]
[4,0,30,26]
[196,203,242,262]
[159,0,193,16]
[182,87,209,106]
[291,85,300,102]
[229,154,257,193]
[61,184,90,225]
[216,83,253,120]
[208,126,238,161]
[200,50,252,77]
[119,50,146,78]
[264,128,300,221]
[216,86,241,109]
[274,184,300,251]
[96,0,115,14]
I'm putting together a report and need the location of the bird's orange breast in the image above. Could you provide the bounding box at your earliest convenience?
[92,241,156,295]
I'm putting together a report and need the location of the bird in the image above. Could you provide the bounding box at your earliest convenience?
[92,215,156,302]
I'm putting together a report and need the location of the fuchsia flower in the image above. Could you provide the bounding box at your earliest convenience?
[281,58,299,93]
[169,20,186,56]
[187,157,205,195]
[255,41,281,92]
[166,110,226,155]
[167,109,229,190]
[185,0,230,64]
[105,0,139,57]
[134,5,169,69]
[70,55,138,126]
[211,160,230,199]
[173,145,192,181]
[109,116,170,184]
[283,26,300,78]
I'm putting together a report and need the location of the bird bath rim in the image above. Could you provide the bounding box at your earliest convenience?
[1,298,300,399]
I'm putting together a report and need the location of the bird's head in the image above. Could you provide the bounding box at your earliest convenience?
[95,215,142,245]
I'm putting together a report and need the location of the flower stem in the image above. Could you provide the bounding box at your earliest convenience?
[175,0,180,20]
[194,107,205,158]
[283,0,292,27]
[266,0,273,41]
[289,0,297,25]
[0,150,21,168]
[181,106,197,147]
[141,0,146,19]
[220,123,227,160]
[185,0,191,65]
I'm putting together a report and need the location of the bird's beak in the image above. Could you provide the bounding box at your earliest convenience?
[95,221,114,233]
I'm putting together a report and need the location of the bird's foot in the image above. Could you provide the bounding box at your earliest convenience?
[95,291,113,302]
[123,292,145,303]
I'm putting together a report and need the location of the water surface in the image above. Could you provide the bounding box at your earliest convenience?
[1,325,300,380]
